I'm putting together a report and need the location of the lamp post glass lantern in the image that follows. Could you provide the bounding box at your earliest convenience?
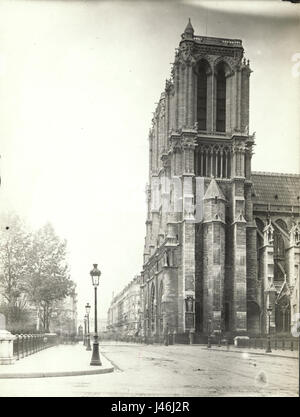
[85,303,92,351]
[89,264,102,366]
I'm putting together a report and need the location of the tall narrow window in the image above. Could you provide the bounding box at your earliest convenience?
[197,65,207,130]
[216,66,226,132]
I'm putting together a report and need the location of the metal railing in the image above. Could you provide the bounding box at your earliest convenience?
[13,334,58,360]
[248,337,299,351]
[209,336,299,351]
[96,332,299,352]
[193,35,242,47]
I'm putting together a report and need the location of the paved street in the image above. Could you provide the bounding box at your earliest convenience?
[0,342,298,397]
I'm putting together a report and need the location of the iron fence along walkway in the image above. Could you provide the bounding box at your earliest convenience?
[12,334,59,360]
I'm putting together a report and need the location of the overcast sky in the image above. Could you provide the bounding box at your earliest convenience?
[0,0,299,324]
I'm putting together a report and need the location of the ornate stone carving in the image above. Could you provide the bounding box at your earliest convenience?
[235,211,246,223]
[181,137,197,150]
[290,223,300,246]
[161,152,170,169]
[193,54,214,70]
[195,44,237,58]
[232,137,246,152]
[165,78,173,93]
[170,136,182,153]
[175,42,197,66]
[213,55,237,73]
[264,220,274,245]
[159,99,165,118]
[185,296,194,313]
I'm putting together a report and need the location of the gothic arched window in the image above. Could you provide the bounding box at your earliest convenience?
[197,63,208,130]
[216,64,226,132]
[275,219,288,234]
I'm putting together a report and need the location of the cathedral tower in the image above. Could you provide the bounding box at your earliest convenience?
[141,20,257,339]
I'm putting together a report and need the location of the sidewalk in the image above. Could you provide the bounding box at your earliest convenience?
[195,344,299,359]
[101,341,299,359]
[0,343,114,378]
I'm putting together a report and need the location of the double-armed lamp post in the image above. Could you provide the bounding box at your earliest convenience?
[85,303,91,351]
[89,264,102,366]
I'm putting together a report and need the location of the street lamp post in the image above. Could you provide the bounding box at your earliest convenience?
[85,303,92,351]
[207,319,211,348]
[218,318,222,347]
[266,305,272,353]
[83,315,87,346]
[89,264,102,366]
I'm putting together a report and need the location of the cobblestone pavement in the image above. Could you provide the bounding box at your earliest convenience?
[0,342,298,397]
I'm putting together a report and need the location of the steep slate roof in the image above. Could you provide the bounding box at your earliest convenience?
[251,172,300,206]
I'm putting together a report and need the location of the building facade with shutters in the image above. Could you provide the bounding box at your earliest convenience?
[139,20,300,341]
[107,275,142,337]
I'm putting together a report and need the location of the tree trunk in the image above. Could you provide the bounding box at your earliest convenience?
[45,305,50,333]
[43,307,46,332]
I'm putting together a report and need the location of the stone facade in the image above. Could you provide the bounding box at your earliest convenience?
[50,290,78,334]
[141,20,256,339]
[251,173,300,336]
[108,20,300,340]
[107,276,142,337]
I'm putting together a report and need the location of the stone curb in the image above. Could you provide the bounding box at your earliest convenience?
[0,366,114,379]
[198,346,298,359]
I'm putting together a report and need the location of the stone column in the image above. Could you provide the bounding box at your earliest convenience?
[174,64,180,130]
[230,169,248,334]
[179,64,186,128]
[225,73,233,133]
[0,331,16,365]
[202,179,226,335]
[241,66,251,133]
[236,68,242,132]
[261,221,275,334]
[231,216,247,334]
[206,70,213,132]
[187,63,194,127]
[162,266,178,331]
[287,224,300,333]
[231,71,238,132]
[0,315,16,365]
